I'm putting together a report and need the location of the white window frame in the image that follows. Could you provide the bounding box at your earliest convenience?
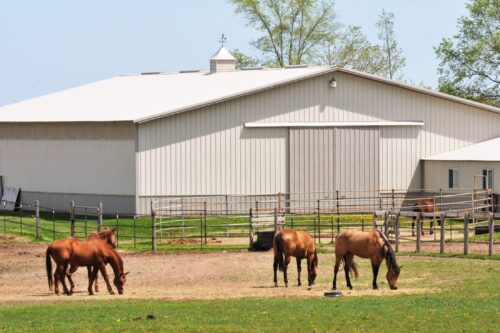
[448,168,459,189]
[483,169,494,190]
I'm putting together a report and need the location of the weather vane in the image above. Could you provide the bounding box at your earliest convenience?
[219,34,227,47]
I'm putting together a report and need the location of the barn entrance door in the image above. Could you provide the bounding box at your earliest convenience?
[289,127,380,210]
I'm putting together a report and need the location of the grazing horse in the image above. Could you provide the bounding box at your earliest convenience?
[332,229,401,290]
[65,228,117,293]
[412,200,437,236]
[46,237,128,295]
[273,229,318,287]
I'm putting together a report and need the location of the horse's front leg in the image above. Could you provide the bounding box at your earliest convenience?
[88,266,99,295]
[87,266,99,292]
[371,259,380,290]
[273,256,278,287]
[296,258,302,286]
[98,264,114,295]
[332,256,341,290]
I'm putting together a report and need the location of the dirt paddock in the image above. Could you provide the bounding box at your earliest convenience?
[0,236,497,306]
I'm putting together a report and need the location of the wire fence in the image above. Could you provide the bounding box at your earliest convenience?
[0,189,497,255]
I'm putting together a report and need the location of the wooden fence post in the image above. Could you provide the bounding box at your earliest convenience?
[70,200,75,237]
[383,211,389,237]
[394,212,400,252]
[98,202,103,232]
[273,207,278,232]
[488,213,494,256]
[35,200,40,240]
[463,212,469,255]
[151,201,156,251]
[439,213,446,254]
[373,211,377,229]
[416,212,421,253]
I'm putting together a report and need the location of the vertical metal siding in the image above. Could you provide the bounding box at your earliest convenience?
[136,71,500,213]
[0,123,135,197]
[424,160,499,193]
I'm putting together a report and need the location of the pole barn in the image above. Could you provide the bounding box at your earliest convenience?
[0,47,499,214]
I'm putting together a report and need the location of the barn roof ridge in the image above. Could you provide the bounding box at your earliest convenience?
[0,66,498,123]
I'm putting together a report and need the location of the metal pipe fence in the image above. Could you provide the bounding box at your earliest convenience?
[0,188,497,255]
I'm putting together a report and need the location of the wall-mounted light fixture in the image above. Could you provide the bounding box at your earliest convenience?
[329,77,337,88]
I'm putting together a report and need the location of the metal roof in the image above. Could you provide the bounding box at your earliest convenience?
[423,137,500,161]
[0,66,498,123]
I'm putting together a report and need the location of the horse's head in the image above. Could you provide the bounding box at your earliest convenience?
[308,250,319,286]
[386,265,401,290]
[113,271,129,294]
[102,228,117,248]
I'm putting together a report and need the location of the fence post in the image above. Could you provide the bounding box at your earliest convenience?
[439,213,446,254]
[225,195,229,237]
[383,211,389,238]
[248,208,253,249]
[151,201,156,251]
[373,211,377,229]
[97,202,103,232]
[70,200,75,237]
[203,201,207,245]
[273,207,278,232]
[35,200,40,240]
[336,190,340,233]
[488,213,494,256]
[317,199,321,244]
[394,212,400,252]
[391,189,395,210]
[133,215,137,249]
[463,212,469,255]
[416,212,421,253]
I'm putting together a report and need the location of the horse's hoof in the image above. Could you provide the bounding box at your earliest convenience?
[109,290,115,295]
[274,283,278,287]
[373,286,378,290]
[297,283,301,287]
[95,288,99,293]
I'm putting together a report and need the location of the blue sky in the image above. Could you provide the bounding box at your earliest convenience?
[0,0,468,106]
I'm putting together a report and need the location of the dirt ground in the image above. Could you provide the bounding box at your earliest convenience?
[0,236,498,306]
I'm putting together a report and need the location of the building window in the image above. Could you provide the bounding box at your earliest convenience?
[483,169,494,190]
[448,168,459,189]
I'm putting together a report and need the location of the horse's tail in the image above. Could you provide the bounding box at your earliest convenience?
[350,260,359,279]
[274,233,285,272]
[46,247,53,291]
[342,255,359,279]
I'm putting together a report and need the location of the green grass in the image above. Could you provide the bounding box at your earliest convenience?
[0,257,499,332]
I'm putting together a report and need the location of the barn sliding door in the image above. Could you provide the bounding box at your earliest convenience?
[289,127,380,207]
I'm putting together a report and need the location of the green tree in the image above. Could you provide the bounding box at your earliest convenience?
[375,9,406,79]
[320,25,385,74]
[231,49,260,68]
[229,0,336,67]
[435,0,499,107]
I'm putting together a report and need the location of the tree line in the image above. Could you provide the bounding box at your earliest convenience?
[230,0,499,107]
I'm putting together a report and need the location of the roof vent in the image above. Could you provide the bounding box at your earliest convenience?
[140,72,163,75]
[210,47,236,73]
[179,69,202,73]
[241,66,264,71]
[284,64,309,69]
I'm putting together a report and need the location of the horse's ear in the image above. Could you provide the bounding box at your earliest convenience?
[124,271,130,276]
[111,228,117,232]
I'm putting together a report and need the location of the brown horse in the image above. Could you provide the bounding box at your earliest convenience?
[46,237,128,295]
[273,229,318,287]
[65,228,117,293]
[332,229,401,290]
[412,200,438,236]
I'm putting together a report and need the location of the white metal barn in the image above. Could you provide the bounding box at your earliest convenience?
[0,47,499,214]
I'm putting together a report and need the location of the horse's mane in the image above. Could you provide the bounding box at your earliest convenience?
[376,229,400,274]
